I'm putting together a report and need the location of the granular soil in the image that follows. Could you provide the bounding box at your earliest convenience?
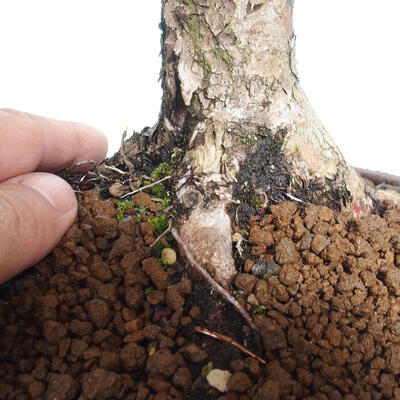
[2,190,400,399]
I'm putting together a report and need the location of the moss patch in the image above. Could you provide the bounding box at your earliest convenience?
[115,200,134,222]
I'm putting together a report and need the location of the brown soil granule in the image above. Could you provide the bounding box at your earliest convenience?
[3,193,400,399]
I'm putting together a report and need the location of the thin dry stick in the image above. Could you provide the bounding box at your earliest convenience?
[143,219,173,257]
[285,192,303,203]
[120,130,135,173]
[194,326,266,365]
[103,165,129,175]
[171,228,259,335]
[121,176,172,199]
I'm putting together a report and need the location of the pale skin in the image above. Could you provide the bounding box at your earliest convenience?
[0,109,108,283]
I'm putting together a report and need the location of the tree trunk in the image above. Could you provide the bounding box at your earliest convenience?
[124,0,394,286]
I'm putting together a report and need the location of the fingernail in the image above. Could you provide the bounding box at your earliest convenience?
[18,173,77,214]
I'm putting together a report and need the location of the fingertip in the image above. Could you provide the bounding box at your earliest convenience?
[9,173,77,215]
[70,123,109,171]
[0,173,78,283]
[86,125,109,162]
[0,109,110,179]
[97,128,109,158]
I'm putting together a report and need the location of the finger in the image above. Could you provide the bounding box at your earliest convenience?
[0,109,108,181]
[0,172,77,283]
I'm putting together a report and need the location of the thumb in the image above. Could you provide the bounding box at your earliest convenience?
[0,172,77,283]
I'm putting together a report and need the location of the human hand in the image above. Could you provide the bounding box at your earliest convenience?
[0,109,108,283]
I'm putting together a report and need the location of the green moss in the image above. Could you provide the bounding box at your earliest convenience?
[115,200,134,222]
[212,47,234,71]
[162,198,171,210]
[144,287,154,295]
[187,17,202,46]
[183,0,197,12]
[135,205,148,213]
[195,49,212,81]
[149,214,169,236]
[250,195,261,209]
[156,257,164,266]
[186,16,212,82]
[151,162,172,180]
[253,305,266,314]
[156,242,165,250]
[150,184,166,198]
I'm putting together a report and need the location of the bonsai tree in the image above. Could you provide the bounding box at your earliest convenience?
[122,0,399,286]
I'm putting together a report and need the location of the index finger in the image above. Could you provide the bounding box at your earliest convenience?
[0,109,108,182]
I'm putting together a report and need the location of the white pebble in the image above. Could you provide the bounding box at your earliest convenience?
[206,369,232,392]
[161,248,177,266]
[232,232,242,243]
[247,293,259,306]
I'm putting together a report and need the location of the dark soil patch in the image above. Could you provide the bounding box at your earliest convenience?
[232,134,348,227]
[2,184,400,398]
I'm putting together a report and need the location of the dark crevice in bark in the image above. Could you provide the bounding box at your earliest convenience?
[232,130,355,226]
[232,133,291,225]
[246,3,263,15]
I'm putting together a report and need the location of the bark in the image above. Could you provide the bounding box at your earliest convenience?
[126,0,397,286]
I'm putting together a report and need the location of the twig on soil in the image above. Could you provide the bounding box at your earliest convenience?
[171,228,260,336]
[194,326,266,365]
[120,130,135,173]
[232,200,241,225]
[103,165,129,175]
[143,218,173,257]
[121,176,172,199]
[285,192,303,203]
[236,236,245,259]
[84,169,110,183]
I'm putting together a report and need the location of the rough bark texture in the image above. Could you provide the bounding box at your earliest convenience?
[125,0,386,285]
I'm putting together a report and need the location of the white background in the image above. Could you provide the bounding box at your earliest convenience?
[1,1,399,175]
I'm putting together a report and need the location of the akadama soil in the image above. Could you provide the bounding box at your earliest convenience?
[2,189,400,399]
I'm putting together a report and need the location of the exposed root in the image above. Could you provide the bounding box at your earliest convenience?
[171,228,260,341]
[179,206,236,287]
[194,326,266,365]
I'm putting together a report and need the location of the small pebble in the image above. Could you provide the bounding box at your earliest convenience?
[252,260,280,278]
[108,182,126,198]
[206,369,232,393]
[232,232,242,243]
[247,293,259,306]
[161,248,177,266]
